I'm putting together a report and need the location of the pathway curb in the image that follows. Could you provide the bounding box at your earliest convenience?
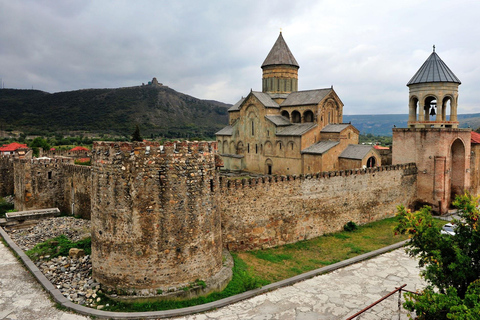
[0,226,408,319]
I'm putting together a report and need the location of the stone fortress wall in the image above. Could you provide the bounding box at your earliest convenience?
[217,163,417,250]
[0,141,418,292]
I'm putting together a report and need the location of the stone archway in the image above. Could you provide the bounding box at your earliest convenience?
[366,156,376,168]
[265,158,273,175]
[450,139,466,199]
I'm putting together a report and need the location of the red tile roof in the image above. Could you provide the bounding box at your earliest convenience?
[471,131,480,144]
[0,142,28,152]
[70,146,90,151]
[374,145,389,150]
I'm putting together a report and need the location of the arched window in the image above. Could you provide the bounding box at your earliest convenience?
[303,110,314,122]
[291,111,301,123]
[281,110,290,119]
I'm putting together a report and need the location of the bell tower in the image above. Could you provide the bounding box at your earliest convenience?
[393,47,471,214]
[407,46,461,128]
[261,32,299,94]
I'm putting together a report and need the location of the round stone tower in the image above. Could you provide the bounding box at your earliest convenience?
[261,32,299,94]
[90,141,223,294]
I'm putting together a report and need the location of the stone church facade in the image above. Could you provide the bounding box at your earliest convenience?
[216,33,380,175]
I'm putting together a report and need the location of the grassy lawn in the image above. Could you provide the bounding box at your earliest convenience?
[238,217,446,284]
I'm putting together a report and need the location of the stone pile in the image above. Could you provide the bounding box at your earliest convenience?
[6,216,90,251]
[34,254,104,308]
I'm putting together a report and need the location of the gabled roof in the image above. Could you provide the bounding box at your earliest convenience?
[301,141,339,155]
[321,123,351,133]
[261,32,299,68]
[252,91,279,108]
[276,123,317,136]
[471,131,480,144]
[281,89,332,107]
[407,49,461,86]
[0,142,28,152]
[228,97,245,112]
[216,125,234,136]
[339,145,374,160]
[265,115,291,127]
[229,92,279,112]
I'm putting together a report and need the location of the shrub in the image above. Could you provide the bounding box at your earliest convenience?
[343,221,358,232]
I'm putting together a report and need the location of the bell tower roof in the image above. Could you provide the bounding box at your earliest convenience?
[261,32,299,68]
[407,46,461,86]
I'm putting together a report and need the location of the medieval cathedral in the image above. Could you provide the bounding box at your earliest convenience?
[216,32,380,175]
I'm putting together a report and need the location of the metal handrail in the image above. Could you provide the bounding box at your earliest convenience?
[345,284,407,320]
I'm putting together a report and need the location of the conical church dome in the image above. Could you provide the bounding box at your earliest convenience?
[407,48,461,86]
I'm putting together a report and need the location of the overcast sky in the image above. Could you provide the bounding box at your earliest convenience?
[2,0,480,115]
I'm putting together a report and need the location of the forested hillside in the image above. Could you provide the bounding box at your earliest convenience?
[0,85,230,139]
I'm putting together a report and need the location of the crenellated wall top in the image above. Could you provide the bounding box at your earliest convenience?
[218,163,417,190]
[91,140,217,163]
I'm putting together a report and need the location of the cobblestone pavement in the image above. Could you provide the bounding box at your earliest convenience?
[170,248,426,320]
[0,239,425,320]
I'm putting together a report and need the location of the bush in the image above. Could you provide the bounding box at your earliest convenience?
[395,193,480,319]
[343,221,358,232]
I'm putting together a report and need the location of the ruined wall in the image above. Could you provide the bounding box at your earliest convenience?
[218,163,417,251]
[63,164,92,219]
[0,157,14,197]
[13,158,91,217]
[90,141,223,291]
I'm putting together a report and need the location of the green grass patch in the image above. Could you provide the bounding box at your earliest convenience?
[250,251,293,263]
[237,217,446,283]
[25,235,91,261]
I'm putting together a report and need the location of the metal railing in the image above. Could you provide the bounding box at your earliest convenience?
[346,284,407,320]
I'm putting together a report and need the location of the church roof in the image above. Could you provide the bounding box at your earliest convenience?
[276,123,317,136]
[321,124,351,133]
[215,125,233,136]
[265,115,291,126]
[252,91,280,108]
[407,49,461,86]
[228,97,245,112]
[339,145,374,160]
[281,89,332,106]
[301,141,339,155]
[261,32,299,68]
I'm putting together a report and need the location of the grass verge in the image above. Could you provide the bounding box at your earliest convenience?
[237,217,446,283]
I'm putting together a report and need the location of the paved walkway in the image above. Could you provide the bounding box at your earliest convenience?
[0,240,425,320]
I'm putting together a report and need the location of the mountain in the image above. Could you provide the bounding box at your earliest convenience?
[344,113,480,136]
[0,85,230,139]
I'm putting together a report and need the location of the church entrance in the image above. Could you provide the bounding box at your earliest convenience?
[366,156,376,168]
[450,139,466,200]
[265,159,273,175]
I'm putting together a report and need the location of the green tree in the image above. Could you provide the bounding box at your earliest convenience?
[29,137,51,157]
[131,124,142,142]
[395,193,480,319]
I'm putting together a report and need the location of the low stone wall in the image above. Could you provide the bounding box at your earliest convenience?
[0,157,14,197]
[219,164,418,251]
